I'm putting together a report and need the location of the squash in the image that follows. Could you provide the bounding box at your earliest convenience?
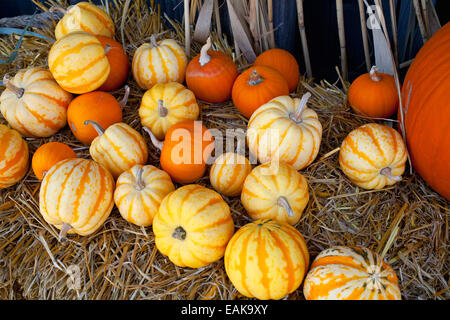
[132,35,187,90]
[0,68,72,137]
[247,93,322,170]
[96,36,129,92]
[232,65,289,119]
[153,184,234,268]
[48,31,110,94]
[114,165,175,227]
[224,219,309,300]
[32,142,76,180]
[241,161,309,225]
[139,82,199,140]
[303,246,401,300]
[339,123,407,190]
[185,37,238,103]
[0,124,29,190]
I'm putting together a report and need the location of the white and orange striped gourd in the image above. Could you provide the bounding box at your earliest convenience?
[114,165,175,227]
[153,184,235,268]
[339,123,407,190]
[224,219,310,300]
[0,68,72,137]
[303,246,402,300]
[39,158,115,237]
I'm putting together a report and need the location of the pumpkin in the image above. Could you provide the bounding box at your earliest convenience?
[339,123,407,190]
[132,35,187,90]
[96,36,129,92]
[54,2,115,40]
[144,120,214,184]
[224,219,309,300]
[0,68,72,137]
[348,66,398,119]
[247,93,322,170]
[48,31,110,94]
[153,184,235,268]
[0,124,29,190]
[32,142,76,180]
[241,162,309,225]
[114,165,175,227]
[39,158,114,238]
[401,22,450,200]
[87,121,148,179]
[253,48,300,92]
[185,37,238,103]
[139,82,199,140]
[303,246,401,300]
[232,65,289,119]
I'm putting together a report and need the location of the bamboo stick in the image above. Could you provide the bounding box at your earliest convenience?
[336,0,347,81]
[213,0,222,36]
[389,0,399,68]
[413,0,428,43]
[268,0,275,48]
[184,0,191,58]
[358,0,371,72]
[295,0,312,78]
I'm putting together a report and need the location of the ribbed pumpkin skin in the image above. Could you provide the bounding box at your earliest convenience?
[153,184,235,268]
[39,158,115,236]
[303,246,401,300]
[224,219,309,300]
[0,68,72,137]
[401,23,450,200]
[0,125,29,190]
[139,82,199,140]
[48,31,110,94]
[247,95,322,170]
[241,162,309,225]
[96,36,129,91]
[339,123,407,190]
[32,142,76,180]
[114,165,175,227]
[132,39,187,90]
[55,2,115,40]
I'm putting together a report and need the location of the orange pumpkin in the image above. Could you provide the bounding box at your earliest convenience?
[96,36,129,91]
[32,142,76,180]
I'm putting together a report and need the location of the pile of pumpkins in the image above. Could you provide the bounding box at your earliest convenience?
[1,2,448,300]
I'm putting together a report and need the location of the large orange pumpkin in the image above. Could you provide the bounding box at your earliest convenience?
[96,36,129,92]
[32,142,77,180]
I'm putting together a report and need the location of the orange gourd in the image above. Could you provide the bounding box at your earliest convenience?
[32,142,76,180]
[96,36,129,91]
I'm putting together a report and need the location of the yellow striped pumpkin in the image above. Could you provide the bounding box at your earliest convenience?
[153,184,235,268]
[39,158,115,237]
[132,36,187,90]
[139,82,199,140]
[0,68,72,137]
[48,31,110,94]
[224,219,310,300]
[303,246,402,300]
[247,93,322,170]
[241,162,309,225]
[339,123,407,190]
[0,124,29,190]
[114,165,175,227]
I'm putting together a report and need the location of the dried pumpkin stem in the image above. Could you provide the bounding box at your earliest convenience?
[380,167,402,182]
[59,223,72,241]
[2,74,24,98]
[150,35,158,48]
[199,36,212,66]
[158,99,168,117]
[248,69,263,85]
[104,44,112,55]
[172,226,186,240]
[119,85,130,108]
[277,196,294,217]
[143,127,164,150]
[84,120,105,136]
[135,166,145,190]
[291,92,311,123]
[369,66,382,82]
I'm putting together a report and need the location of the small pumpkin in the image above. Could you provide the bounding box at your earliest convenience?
[303,246,401,300]
[96,36,129,91]
[224,219,310,300]
[241,161,309,225]
[0,68,72,137]
[232,65,289,118]
[0,124,29,190]
[139,82,199,140]
[153,184,235,268]
[32,142,76,180]
[185,37,238,103]
[132,35,187,90]
[339,123,407,190]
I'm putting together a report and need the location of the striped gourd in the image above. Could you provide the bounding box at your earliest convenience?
[153,184,235,268]
[339,123,407,190]
[224,219,310,300]
[303,246,402,300]
[39,158,115,237]
[48,31,110,94]
[0,124,29,190]
[114,165,175,227]
[0,68,72,137]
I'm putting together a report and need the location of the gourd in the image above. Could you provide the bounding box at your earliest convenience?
[114,165,175,227]
[97,36,129,92]
[0,68,72,137]
[303,246,402,300]
[153,184,235,268]
[32,142,76,180]
[224,219,309,300]
[339,123,407,190]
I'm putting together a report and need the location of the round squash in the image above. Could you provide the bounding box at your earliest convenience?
[96,36,129,91]
[32,142,76,180]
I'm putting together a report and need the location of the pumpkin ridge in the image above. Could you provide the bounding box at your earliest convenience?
[257,227,272,298]
[360,125,388,164]
[77,2,114,35]
[21,100,60,132]
[54,159,81,222]
[270,230,295,293]
[70,160,92,224]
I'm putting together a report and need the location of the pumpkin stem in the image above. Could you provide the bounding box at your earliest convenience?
[277,196,294,217]
[380,167,402,182]
[248,69,263,85]
[143,126,164,150]
[150,35,158,48]
[119,85,130,108]
[369,66,382,82]
[172,226,187,240]
[199,36,212,67]
[104,44,112,55]
[59,223,72,241]
[84,120,105,137]
[158,99,168,117]
[2,74,24,98]
[291,92,311,123]
[135,166,145,190]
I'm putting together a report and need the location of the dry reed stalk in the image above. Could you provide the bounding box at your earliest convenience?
[213,0,222,36]
[296,0,312,78]
[357,0,371,72]
[184,0,191,58]
[389,0,399,68]
[413,0,428,43]
[267,0,275,48]
[336,0,347,81]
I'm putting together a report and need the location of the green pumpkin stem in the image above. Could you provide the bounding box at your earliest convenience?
[277,196,294,217]
[199,36,212,67]
[84,120,105,137]
[2,74,24,98]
